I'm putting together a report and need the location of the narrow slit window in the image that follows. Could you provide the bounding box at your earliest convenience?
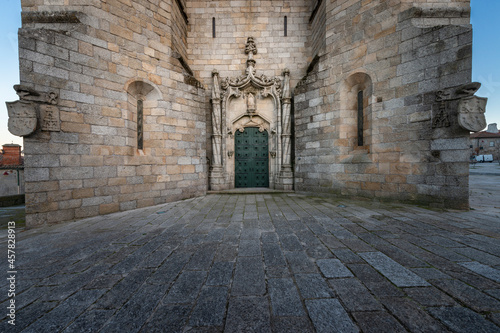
[357,90,364,147]
[212,17,216,38]
[137,99,144,150]
[284,16,287,37]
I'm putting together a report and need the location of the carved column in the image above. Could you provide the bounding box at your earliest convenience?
[209,69,225,190]
[277,69,294,190]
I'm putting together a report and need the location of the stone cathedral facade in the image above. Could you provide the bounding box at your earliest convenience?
[8,0,486,227]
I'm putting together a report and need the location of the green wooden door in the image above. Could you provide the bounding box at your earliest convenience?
[235,127,269,188]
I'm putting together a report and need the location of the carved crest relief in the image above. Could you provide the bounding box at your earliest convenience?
[6,100,37,137]
[7,85,61,137]
[432,101,450,128]
[458,96,487,132]
[40,105,61,132]
[433,83,487,132]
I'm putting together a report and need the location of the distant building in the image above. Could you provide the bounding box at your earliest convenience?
[0,144,24,198]
[0,144,23,166]
[470,123,500,158]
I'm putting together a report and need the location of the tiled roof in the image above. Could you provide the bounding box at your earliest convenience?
[470,131,500,138]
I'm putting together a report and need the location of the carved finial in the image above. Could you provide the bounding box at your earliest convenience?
[212,69,220,100]
[282,68,291,100]
[245,37,257,56]
[245,37,257,68]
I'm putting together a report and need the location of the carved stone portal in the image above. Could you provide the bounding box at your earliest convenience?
[209,37,293,190]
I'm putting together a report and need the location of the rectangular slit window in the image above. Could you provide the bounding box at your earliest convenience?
[137,99,144,150]
[212,17,216,38]
[284,16,287,37]
[357,90,363,147]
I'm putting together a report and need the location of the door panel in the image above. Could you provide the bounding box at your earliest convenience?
[235,127,269,188]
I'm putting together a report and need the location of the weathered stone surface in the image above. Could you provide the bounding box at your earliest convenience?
[189,286,228,327]
[295,274,334,299]
[6,100,37,137]
[352,311,407,333]
[6,193,500,332]
[225,297,271,333]
[360,252,431,287]
[20,289,106,332]
[403,287,457,307]
[272,317,314,333]
[17,0,474,227]
[232,257,266,296]
[381,297,449,332]
[262,242,287,267]
[428,307,500,333]
[268,278,305,316]
[459,261,500,283]
[317,259,354,278]
[206,261,233,286]
[99,283,164,332]
[238,239,262,257]
[140,304,191,332]
[432,278,500,312]
[285,251,318,273]
[306,299,359,333]
[329,278,384,312]
[164,271,207,304]
[39,104,60,131]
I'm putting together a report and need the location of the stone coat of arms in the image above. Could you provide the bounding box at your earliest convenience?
[457,95,487,132]
[6,100,37,137]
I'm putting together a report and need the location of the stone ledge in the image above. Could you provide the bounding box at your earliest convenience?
[208,188,294,195]
[22,11,82,24]
[399,7,470,23]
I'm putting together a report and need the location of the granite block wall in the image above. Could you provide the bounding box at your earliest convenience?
[19,0,206,227]
[186,0,312,88]
[12,0,478,227]
[294,0,473,209]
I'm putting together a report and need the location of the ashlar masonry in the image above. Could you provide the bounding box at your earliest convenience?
[7,0,486,227]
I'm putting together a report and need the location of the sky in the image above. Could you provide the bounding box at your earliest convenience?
[1,0,500,149]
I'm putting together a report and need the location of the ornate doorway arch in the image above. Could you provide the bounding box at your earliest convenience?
[209,37,293,191]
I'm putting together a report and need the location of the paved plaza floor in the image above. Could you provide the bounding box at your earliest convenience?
[1,182,500,331]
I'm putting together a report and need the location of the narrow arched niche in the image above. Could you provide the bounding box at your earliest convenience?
[340,72,373,153]
[125,79,162,154]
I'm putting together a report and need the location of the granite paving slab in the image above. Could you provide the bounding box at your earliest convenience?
[359,251,431,287]
[1,193,500,332]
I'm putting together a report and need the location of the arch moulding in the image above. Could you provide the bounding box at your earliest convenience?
[209,37,293,190]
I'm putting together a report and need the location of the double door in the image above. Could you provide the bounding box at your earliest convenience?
[235,127,269,188]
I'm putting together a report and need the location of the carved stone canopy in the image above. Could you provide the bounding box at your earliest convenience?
[220,37,282,99]
[209,37,293,191]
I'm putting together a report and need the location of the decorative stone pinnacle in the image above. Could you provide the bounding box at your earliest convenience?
[245,37,257,68]
[282,68,291,99]
[212,69,221,100]
[245,37,257,56]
